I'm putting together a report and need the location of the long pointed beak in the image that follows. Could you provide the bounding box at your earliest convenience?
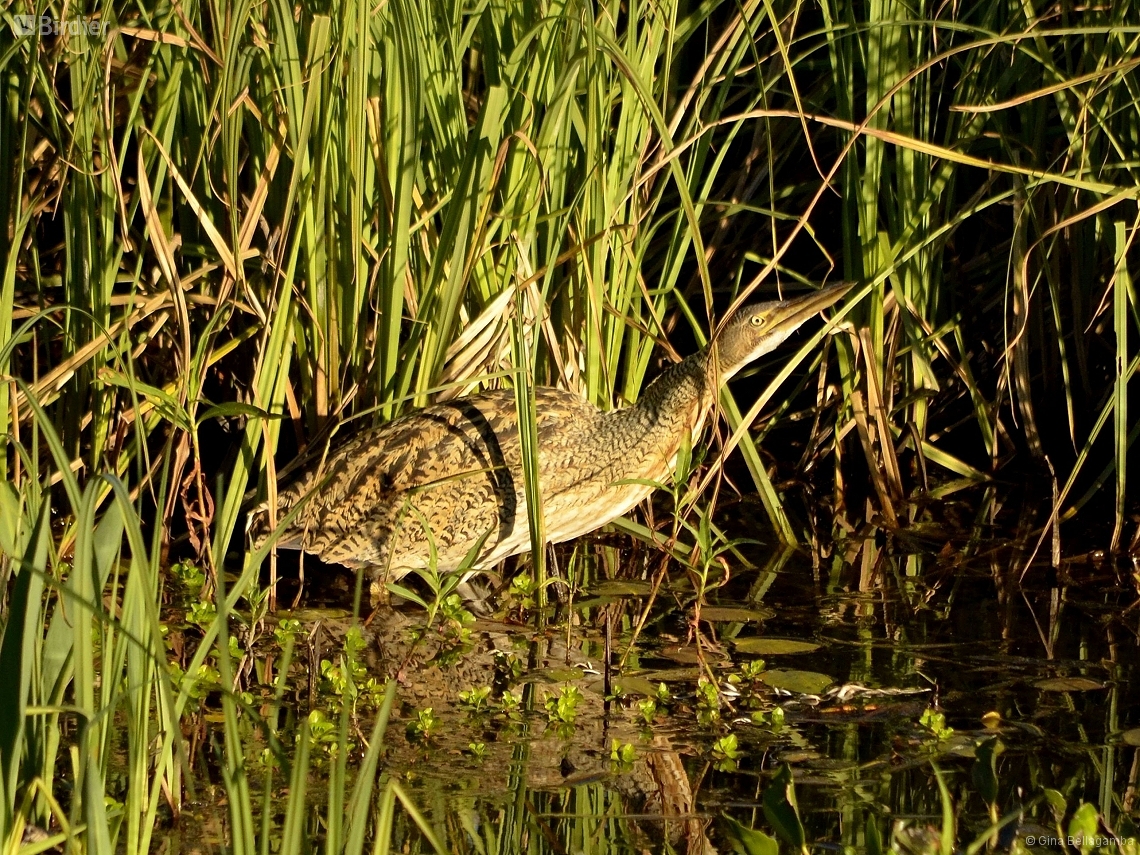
[768,282,855,337]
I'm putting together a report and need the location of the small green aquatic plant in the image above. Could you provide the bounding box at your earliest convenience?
[274,618,303,646]
[636,684,676,728]
[712,733,742,772]
[429,595,477,665]
[696,677,722,726]
[727,658,769,710]
[494,650,525,684]
[719,757,1140,855]
[507,573,539,611]
[186,600,217,630]
[610,740,637,769]
[458,686,493,714]
[3,0,1140,848]
[407,707,440,741]
[168,661,222,702]
[388,522,489,625]
[544,686,584,724]
[306,709,344,757]
[920,707,954,741]
[638,698,659,726]
[750,706,786,729]
[318,627,387,716]
[496,689,524,722]
[171,559,206,593]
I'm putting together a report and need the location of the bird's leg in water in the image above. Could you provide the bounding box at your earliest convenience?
[603,602,613,703]
[368,577,391,609]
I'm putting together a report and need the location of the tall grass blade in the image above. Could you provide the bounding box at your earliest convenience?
[279,718,311,855]
[1111,220,1133,550]
[511,288,547,607]
[0,503,47,841]
[72,485,112,854]
[214,552,255,855]
[343,682,397,855]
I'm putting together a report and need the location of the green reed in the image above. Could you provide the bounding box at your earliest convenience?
[5,0,1133,552]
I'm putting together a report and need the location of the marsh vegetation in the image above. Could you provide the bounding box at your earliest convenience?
[1,0,1139,851]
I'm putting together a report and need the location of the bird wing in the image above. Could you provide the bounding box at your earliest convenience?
[275,389,597,569]
[251,387,609,571]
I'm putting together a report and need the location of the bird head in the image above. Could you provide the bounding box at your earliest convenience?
[711,282,854,382]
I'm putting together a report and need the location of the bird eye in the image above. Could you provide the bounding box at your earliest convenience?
[750,315,765,327]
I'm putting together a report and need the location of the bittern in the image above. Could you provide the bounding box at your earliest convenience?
[249,284,851,584]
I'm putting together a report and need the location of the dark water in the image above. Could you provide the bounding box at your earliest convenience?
[162,512,1140,854]
[302,532,1140,854]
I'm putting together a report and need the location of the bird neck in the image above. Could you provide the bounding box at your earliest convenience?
[705,334,770,385]
[633,352,717,426]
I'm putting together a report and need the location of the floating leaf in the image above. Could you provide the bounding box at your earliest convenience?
[528,667,582,683]
[611,676,661,697]
[572,597,614,611]
[1034,677,1105,692]
[699,606,774,623]
[637,667,702,683]
[282,608,355,622]
[779,750,821,763]
[591,580,656,597]
[735,638,821,655]
[721,815,779,855]
[761,669,834,695]
[660,645,702,664]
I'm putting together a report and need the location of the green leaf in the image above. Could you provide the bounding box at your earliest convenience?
[932,764,955,855]
[866,814,883,855]
[699,606,775,623]
[73,484,113,855]
[280,716,313,855]
[1034,677,1105,692]
[760,669,834,695]
[0,503,48,833]
[762,765,806,853]
[1068,803,1100,855]
[1043,788,1067,822]
[722,815,780,855]
[0,481,21,558]
[734,638,819,655]
[196,402,282,425]
[971,737,1002,806]
[96,370,194,432]
[385,582,429,610]
[590,579,657,597]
